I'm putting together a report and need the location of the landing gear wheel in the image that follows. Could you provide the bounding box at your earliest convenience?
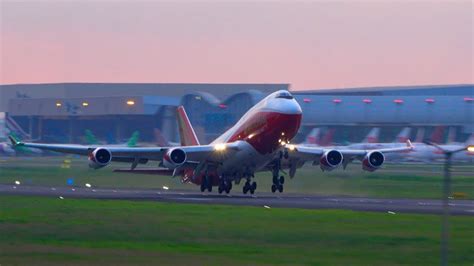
[225,182,232,194]
[243,181,250,194]
[272,176,279,185]
[278,184,283,193]
[271,184,277,193]
[249,182,257,194]
[279,176,285,185]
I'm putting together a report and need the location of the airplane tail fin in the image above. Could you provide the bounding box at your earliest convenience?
[464,134,474,145]
[363,128,380,143]
[84,130,98,145]
[415,127,425,143]
[176,106,200,146]
[396,127,411,143]
[126,131,140,147]
[447,127,457,143]
[305,128,321,145]
[321,128,336,146]
[430,126,445,144]
[154,128,170,146]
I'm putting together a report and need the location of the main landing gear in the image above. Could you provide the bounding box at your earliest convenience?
[200,175,212,192]
[218,179,232,194]
[243,180,257,195]
[271,175,284,193]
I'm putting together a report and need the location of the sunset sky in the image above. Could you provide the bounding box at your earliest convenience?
[1,1,472,90]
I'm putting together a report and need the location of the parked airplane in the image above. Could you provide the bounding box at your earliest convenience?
[9,91,412,194]
[361,128,380,144]
[347,127,411,150]
[85,129,140,147]
[303,128,334,146]
[407,134,474,163]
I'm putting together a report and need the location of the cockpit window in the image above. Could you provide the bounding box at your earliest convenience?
[275,91,294,99]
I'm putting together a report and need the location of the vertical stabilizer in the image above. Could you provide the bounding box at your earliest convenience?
[430,126,445,144]
[447,127,457,144]
[465,134,474,145]
[363,128,380,143]
[415,128,425,143]
[321,128,336,146]
[176,106,200,146]
[305,128,321,145]
[396,127,411,143]
[126,131,140,147]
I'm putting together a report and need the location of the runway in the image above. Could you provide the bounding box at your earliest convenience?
[1,184,473,215]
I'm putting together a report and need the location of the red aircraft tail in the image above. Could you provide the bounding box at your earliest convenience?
[176,106,200,146]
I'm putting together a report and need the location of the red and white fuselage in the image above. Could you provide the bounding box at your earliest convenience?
[184,90,302,185]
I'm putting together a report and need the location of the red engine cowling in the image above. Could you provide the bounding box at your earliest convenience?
[88,147,112,169]
[362,151,385,172]
[163,148,187,169]
[320,150,343,171]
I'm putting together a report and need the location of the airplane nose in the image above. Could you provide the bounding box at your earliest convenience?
[290,99,303,115]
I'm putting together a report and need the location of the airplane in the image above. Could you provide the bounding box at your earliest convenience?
[302,128,335,146]
[347,127,411,150]
[85,129,140,147]
[406,134,474,163]
[8,90,413,194]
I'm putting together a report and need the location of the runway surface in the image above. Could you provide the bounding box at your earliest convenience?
[1,184,473,215]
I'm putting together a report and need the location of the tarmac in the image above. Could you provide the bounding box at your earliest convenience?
[1,184,473,215]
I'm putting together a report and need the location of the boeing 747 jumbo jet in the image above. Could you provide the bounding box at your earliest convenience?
[9,91,413,194]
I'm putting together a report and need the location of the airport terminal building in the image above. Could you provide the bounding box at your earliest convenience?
[0,83,472,144]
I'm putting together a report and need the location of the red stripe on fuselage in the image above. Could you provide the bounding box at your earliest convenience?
[227,111,302,154]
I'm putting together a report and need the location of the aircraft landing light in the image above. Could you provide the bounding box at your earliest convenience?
[214,143,227,151]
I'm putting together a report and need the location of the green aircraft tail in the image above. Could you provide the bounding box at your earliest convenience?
[126,131,140,147]
[84,129,99,145]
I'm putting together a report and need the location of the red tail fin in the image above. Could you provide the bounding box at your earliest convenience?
[176,106,200,146]
[430,126,445,144]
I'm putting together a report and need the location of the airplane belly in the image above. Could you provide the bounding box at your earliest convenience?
[219,141,271,176]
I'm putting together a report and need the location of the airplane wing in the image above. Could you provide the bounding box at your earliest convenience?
[8,135,241,164]
[283,140,414,172]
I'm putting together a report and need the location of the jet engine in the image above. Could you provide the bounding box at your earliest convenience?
[319,150,343,171]
[88,147,112,169]
[163,148,187,169]
[362,151,385,172]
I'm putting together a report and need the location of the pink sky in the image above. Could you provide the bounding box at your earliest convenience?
[0,1,472,90]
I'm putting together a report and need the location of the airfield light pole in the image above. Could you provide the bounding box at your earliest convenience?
[423,141,472,266]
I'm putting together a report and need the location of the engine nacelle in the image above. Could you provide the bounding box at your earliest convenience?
[163,148,187,169]
[320,150,343,171]
[362,151,385,172]
[88,147,112,169]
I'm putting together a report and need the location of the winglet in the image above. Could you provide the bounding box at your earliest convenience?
[8,135,22,147]
[406,139,413,149]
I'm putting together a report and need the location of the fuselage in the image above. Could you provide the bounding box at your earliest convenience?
[187,90,302,185]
